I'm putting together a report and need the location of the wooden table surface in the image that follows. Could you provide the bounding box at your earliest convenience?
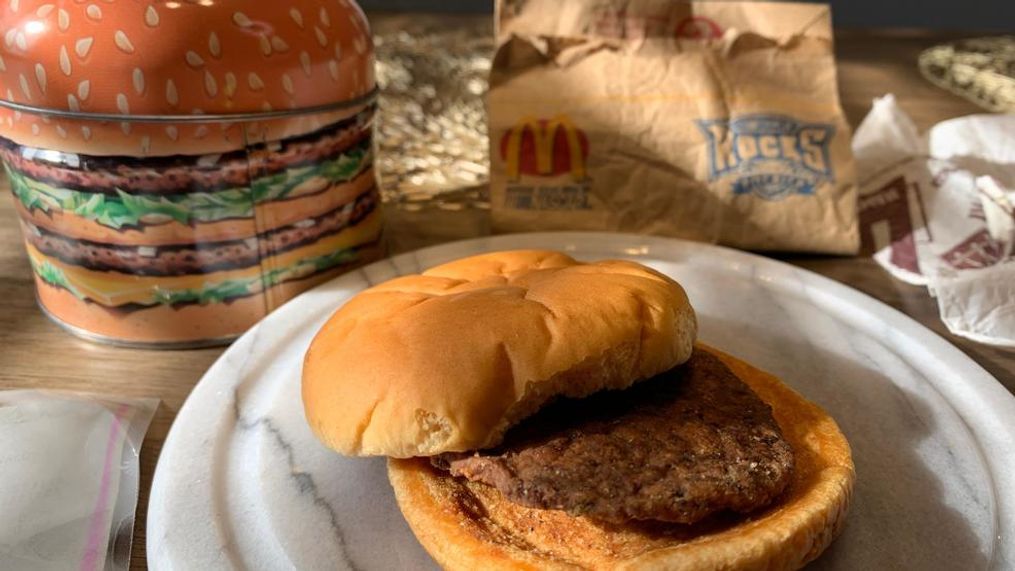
[0,17,1011,569]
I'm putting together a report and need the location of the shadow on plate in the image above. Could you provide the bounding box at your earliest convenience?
[700,315,994,571]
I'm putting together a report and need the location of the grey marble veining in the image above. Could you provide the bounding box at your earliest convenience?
[149,233,1015,571]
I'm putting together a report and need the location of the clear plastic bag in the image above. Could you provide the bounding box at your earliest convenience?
[0,390,158,571]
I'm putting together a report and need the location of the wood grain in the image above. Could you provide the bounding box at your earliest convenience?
[0,18,1010,570]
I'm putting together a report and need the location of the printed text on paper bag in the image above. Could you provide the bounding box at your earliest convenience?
[698,114,835,200]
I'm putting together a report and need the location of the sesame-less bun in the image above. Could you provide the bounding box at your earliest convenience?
[302,250,697,458]
[388,344,855,571]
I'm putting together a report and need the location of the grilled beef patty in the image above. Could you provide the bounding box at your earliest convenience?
[435,350,794,525]
[24,186,377,276]
[0,107,371,195]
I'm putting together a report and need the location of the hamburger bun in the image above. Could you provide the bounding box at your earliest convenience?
[302,250,697,458]
[36,280,270,343]
[0,1,375,156]
[388,344,855,570]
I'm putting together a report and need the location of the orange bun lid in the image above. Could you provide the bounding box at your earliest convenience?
[0,0,376,156]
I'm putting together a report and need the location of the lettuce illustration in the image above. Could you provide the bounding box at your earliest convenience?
[30,243,362,307]
[30,258,85,299]
[251,144,370,202]
[151,278,257,306]
[142,247,360,306]
[7,141,371,229]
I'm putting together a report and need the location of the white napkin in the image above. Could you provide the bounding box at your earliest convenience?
[853,95,1015,347]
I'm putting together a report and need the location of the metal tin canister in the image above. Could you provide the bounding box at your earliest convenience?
[0,1,382,347]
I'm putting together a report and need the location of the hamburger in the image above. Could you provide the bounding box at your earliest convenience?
[302,250,854,569]
[4,113,382,342]
[0,1,380,343]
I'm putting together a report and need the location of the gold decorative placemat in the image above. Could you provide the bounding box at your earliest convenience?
[374,25,493,211]
[919,36,1015,113]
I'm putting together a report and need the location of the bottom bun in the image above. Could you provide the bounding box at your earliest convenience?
[34,244,382,345]
[388,344,855,570]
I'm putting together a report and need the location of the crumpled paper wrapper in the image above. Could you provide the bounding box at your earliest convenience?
[854,95,1015,347]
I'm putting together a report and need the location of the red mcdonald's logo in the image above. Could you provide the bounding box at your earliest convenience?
[500,116,589,182]
[674,16,723,40]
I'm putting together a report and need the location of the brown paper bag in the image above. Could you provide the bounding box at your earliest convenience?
[489,0,859,254]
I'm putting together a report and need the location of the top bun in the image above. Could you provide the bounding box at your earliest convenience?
[302,250,697,458]
[0,0,374,155]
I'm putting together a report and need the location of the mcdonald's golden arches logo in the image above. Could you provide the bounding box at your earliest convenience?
[500,116,589,182]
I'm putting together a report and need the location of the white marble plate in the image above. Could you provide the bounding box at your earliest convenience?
[148,233,1015,570]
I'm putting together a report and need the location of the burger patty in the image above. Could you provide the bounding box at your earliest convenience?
[24,186,378,276]
[0,107,371,195]
[435,350,794,525]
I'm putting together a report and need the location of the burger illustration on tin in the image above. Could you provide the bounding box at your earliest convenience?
[0,0,382,345]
